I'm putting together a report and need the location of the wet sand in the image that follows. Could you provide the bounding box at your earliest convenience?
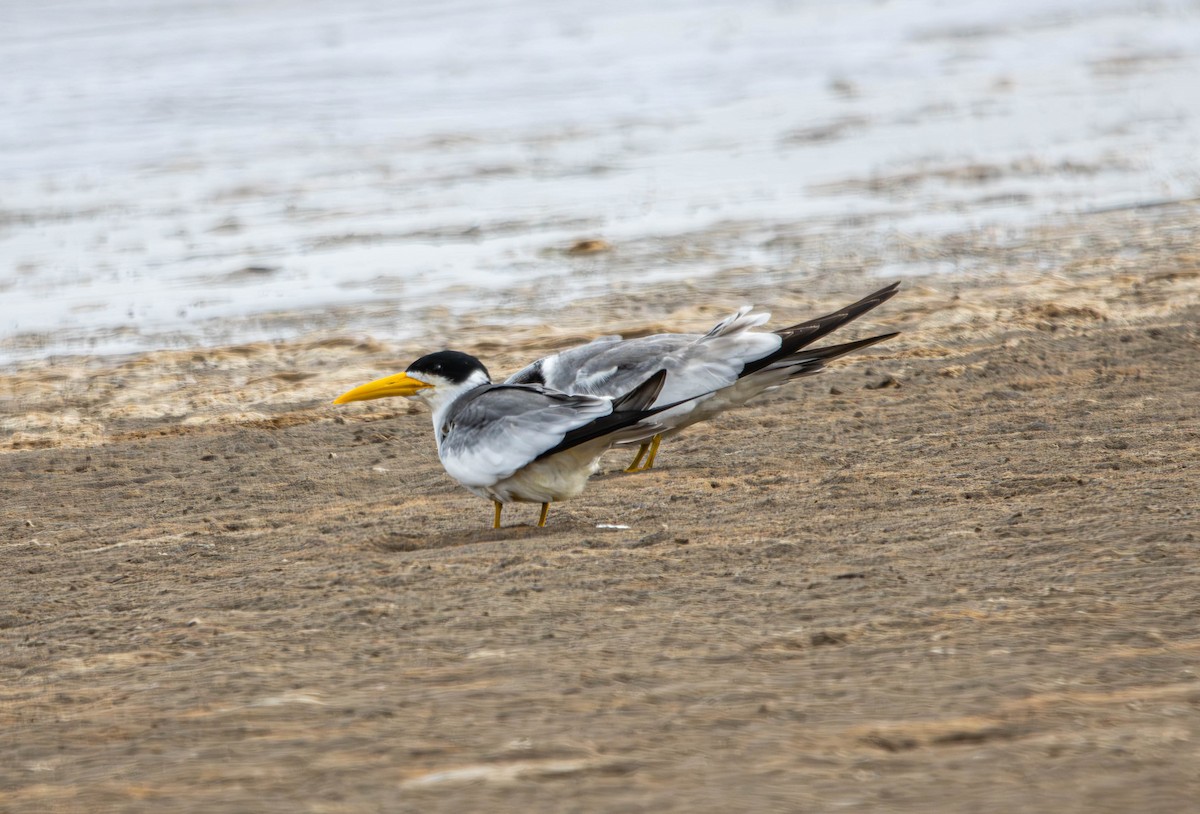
[2,206,1200,812]
[8,0,1200,363]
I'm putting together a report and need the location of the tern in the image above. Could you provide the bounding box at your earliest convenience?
[333,351,677,528]
[506,282,901,471]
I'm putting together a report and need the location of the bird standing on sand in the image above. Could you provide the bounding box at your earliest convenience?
[506,282,901,471]
[333,351,675,528]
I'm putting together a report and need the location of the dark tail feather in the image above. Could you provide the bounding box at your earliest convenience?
[769,332,900,379]
[741,282,900,377]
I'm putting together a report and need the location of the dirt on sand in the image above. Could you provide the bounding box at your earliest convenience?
[2,208,1199,813]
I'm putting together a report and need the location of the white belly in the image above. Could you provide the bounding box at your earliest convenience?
[466,444,604,504]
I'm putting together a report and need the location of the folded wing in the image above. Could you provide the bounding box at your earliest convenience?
[438,371,668,487]
[438,386,615,487]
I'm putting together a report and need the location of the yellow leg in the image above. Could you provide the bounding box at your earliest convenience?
[624,442,650,473]
[493,500,503,529]
[642,434,662,470]
[537,502,550,527]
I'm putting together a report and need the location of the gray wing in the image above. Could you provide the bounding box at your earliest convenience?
[564,335,697,397]
[505,335,624,390]
[508,335,696,397]
[438,385,614,488]
[513,308,782,405]
[502,306,785,443]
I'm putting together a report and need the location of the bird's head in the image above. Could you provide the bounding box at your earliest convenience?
[333,350,491,411]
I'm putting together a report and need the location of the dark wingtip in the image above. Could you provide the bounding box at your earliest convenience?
[531,369,672,462]
[613,369,667,412]
[774,283,900,342]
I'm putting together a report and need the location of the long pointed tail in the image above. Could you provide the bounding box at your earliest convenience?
[765,332,899,379]
[741,282,900,377]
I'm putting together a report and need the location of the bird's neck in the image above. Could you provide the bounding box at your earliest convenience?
[423,375,491,450]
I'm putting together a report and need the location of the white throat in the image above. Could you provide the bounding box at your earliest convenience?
[414,369,491,448]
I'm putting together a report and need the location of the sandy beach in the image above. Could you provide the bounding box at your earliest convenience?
[2,204,1198,811]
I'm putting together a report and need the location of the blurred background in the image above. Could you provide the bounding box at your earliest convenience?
[2,0,1197,365]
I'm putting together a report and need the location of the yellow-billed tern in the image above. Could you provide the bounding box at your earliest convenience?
[334,351,677,528]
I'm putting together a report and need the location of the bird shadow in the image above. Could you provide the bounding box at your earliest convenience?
[371,524,551,552]
[593,467,664,481]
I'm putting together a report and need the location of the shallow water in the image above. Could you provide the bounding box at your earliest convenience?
[2,0,1197,364]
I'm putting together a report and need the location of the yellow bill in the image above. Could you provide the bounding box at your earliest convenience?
[333,372,432,404]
